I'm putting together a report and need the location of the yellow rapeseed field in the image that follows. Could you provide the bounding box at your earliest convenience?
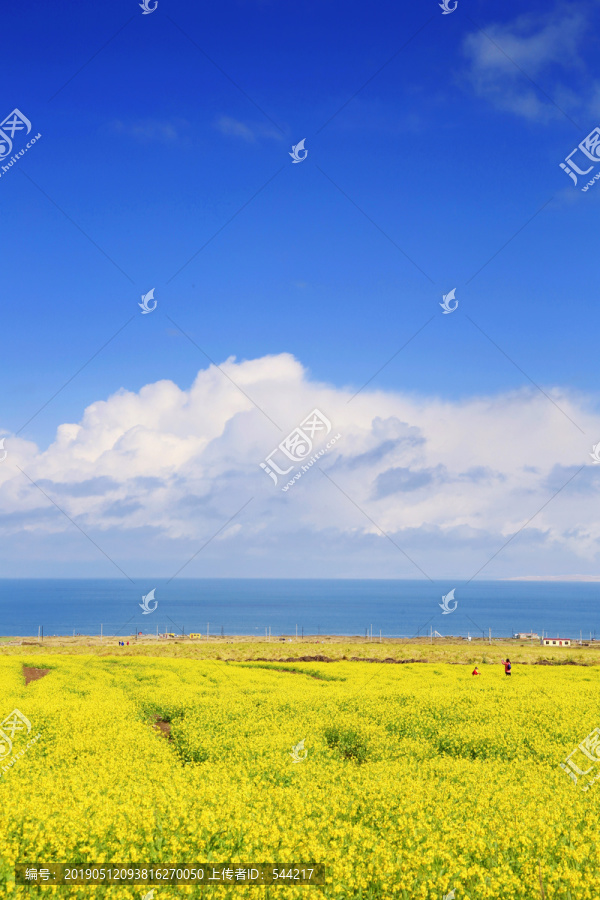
[1,651,600,898]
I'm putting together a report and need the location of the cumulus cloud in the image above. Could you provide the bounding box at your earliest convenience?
[373,466,436,499]
[0,352,598,578]
[462,5,598,121]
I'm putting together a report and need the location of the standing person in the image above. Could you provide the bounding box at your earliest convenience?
[501,658,511,676]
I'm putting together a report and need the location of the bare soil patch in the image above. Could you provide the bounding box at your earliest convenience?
[251,655,333,663]
[248,655,428,664]
[152,716,172,741]
[533,659,582,666]
[349,657,427,664]
[23,666,50,685]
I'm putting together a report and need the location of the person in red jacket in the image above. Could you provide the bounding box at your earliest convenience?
[501,658,511,675]
[472,666,480,675]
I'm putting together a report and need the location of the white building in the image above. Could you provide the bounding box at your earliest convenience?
[541,638,571,647]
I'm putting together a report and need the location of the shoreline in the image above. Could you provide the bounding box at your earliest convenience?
[2,635,599,665]
[0,633,588,643]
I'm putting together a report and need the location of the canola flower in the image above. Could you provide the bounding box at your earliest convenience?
[0,652,600,898]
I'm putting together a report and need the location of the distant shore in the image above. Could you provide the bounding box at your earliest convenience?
[503,574,600,581]
[0,632,579,644]
[2,635,600,665]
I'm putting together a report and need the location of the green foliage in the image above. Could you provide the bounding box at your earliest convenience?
[323,724,369,763]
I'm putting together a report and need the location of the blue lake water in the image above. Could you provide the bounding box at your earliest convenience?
[0,579,598,639]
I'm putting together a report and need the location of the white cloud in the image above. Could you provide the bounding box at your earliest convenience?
[110,118,188,143]
[462,5,597,121]
[214,115,283,143]
[0,353,598,578]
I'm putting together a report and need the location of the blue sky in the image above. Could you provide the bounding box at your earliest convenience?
[2,0,600,578]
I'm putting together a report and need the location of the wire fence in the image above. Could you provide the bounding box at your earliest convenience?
[0,625,593,644]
